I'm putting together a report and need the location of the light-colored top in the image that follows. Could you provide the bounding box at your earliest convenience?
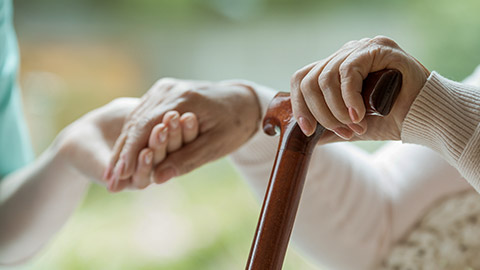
[0,0,34,178]
[229,68,480,269]
[402,69,480,192]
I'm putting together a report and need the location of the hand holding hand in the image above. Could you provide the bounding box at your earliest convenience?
[55,98,139,186]
[112,110,200,190]
[105,79,262,192]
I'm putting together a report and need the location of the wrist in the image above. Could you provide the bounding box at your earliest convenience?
[218,80,263,137]
[50,125,79,173]
[401,72,480,164]
[219,79,277,119]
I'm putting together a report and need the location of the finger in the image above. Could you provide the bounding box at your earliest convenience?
[110,81,177,182]
[300,63,352,139]
[104,132,127,182]
[290,41,358,136]
[291,61,319,136]
[108,175,131,193]
[291,87,317,137]
[309,39,361,127]
[115,109,167,181]
[339,55,370,123]
[106,98,151,181]
[148,123,168,164]
[347,118,367,136]
[131,148,154,189]
[317,50,357,126]
[163,111,182,153]
[180,112,199,144]
[337,37,400,124]
[302,85,353,140]
[151,131,221,184]
[110,156,126,191]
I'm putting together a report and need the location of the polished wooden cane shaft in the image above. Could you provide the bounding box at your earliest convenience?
[246,69,402,270]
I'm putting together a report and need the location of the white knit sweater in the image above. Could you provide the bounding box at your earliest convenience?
[229,67,480,270]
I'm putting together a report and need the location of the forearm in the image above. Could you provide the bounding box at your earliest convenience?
[229,82,472,269]
[402,70,480,192]
[0,143,89,265]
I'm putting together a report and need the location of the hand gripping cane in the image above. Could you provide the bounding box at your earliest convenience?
[246,69,402,270]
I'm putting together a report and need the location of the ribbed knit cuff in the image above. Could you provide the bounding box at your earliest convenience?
[402,72,480,190]
[458,123,480,192]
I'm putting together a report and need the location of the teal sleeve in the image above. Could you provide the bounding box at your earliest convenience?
[0,85,34,178]
[0,0,34,178]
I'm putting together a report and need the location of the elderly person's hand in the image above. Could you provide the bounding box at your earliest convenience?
[106,79,261,191]
[291,36,430,143]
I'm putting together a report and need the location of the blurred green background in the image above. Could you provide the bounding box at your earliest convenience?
[5,0,480,269]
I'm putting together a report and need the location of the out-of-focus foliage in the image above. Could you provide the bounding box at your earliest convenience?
[6,0,480,269]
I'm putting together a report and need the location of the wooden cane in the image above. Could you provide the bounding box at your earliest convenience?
[245,69,402,270]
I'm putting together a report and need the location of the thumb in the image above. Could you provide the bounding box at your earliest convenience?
[152,131,223,184]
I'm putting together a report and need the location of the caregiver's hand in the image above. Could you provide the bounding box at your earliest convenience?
[107,79,261,191]
[291,36,430,142]
[56,97,143,190]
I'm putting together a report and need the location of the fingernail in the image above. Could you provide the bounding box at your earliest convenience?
[348,123,364,135]
[348,107,359,123]
[156,167,177,183]
[144,151,153,165]
[333,127,353,140]
[298,116,313,136]
[185,116,195,129]
[170,115,179,129]
[159,128,168,143]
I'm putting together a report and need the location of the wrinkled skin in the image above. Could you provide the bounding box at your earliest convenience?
[106,79,261,191]
[290,36,430,143]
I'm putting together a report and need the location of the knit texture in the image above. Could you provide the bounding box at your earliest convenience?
[379,190,480,270]
[402,72,480,192]
[229,71,480,269]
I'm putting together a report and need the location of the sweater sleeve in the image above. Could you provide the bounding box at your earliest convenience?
[229,83,471,269]
[401,70,480,193]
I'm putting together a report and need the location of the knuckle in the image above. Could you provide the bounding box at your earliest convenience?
[359,37,370,43]
[343,39,358,48]
[134,114,155,131]
[179,88,201,100]
[390,51,407,64]
[339,62,356,79]
[371,36,398,48]
[154,77,176,87]
[291,69,305,88]
[176,89,203,111]
[151,78,178,93]
[299,78,315,95]
[317,73,334,92]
